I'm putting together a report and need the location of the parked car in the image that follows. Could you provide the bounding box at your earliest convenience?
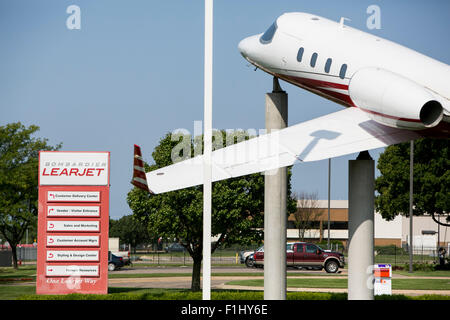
[111,250,132,266]
[238,249,257,267]
[164,243,186,253]
[245,253,255,267]
[252,242,345,273]
[108,251,124,271]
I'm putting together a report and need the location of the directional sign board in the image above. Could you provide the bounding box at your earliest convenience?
[36,151,110,295]
[374,264,392,296]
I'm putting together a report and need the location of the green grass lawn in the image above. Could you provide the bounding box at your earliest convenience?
[0,266,36,281]
[2,265,449,281]
[1,265,449,300]
[132,263,244,267]
[374,254,437,265]
[1,286,449,300]
[138,251,239,259]
[108,271,328,278]
[394,270,450,277]
[2,286,349,300]
[0,285,36,300]
[227,278,450,290]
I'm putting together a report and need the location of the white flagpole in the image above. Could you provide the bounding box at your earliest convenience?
[203,0,213,300]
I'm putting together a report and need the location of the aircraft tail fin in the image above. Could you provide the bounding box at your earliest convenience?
[131,144,153,194]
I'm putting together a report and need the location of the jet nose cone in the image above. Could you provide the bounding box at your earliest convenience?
[238,35,262,63]
[238,37,251,57]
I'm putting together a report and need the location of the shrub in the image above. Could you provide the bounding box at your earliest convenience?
[408,263,435,272]
[287,292,347,300]
[434,262,450,271]
[392,265,405,271]
[396,262,450,272]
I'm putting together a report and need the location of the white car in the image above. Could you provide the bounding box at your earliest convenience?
[239,248,259,267]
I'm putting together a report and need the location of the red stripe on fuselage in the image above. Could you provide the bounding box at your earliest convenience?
[276,73,424,124]
[276,73,355,107]
[282,74,349,91]
[314,87,356,108]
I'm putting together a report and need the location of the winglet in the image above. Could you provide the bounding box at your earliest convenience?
[131,144,154,194]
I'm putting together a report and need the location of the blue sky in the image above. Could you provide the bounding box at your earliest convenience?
[1,0,449,219]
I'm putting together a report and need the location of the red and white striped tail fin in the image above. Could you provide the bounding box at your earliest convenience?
[131,144,153,194]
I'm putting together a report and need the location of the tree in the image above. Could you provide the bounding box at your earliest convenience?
[375,138,449,225]
[291,191,323,241]
[0,123,61,268]
[109,215,152,253]
[127,131,297,291]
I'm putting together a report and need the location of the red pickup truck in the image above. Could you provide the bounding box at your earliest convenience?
[253,242,345,273]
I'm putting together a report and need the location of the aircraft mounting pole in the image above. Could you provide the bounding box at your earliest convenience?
[409,140,414,273]
[264,77,288,300]
[348,151,374,300]
[328,158,331,250]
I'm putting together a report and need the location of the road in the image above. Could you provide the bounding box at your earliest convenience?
[112,264,342,275]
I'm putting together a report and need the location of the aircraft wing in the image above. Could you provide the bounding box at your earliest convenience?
[135,107,419,194]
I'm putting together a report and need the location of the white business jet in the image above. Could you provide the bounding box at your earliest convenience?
[132,12,449,195]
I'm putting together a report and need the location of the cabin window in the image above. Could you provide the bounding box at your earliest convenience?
[310,52,318,68]
[325,58,332,73]
[297,47,304,62]
[339,64,348,79]
[260,22,277,44]
[305,244,318,253]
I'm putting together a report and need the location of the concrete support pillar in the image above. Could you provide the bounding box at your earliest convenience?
[264,77,288,300]
[348,151,375,300]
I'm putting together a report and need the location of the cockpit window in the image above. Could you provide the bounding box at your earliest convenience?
[260,21,277,44]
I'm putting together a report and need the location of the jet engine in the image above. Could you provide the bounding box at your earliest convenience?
[349,68,443,129]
